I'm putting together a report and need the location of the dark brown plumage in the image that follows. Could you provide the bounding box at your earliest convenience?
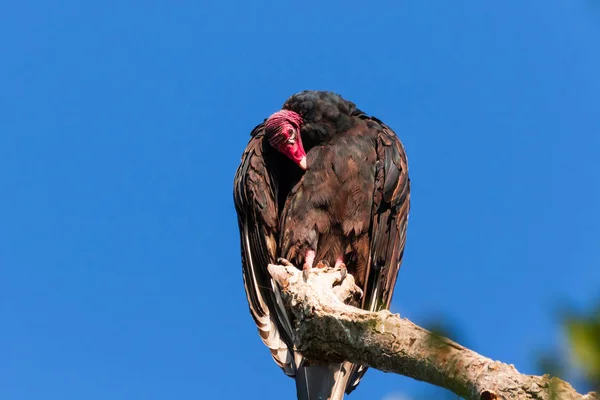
[233,91,410,400]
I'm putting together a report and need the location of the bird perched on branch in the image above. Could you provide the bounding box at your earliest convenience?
[233,90,410,400]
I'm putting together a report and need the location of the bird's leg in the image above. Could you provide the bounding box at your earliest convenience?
[277,257,294,267]
[302,250,316,281]
[334,258,347,282]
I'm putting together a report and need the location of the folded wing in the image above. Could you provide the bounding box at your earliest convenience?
[233,123,297,375]
[346,115,411,394]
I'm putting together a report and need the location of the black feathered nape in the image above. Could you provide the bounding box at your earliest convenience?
[282,91,359,146]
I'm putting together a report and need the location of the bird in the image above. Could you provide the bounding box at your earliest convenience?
[233,90,410,400]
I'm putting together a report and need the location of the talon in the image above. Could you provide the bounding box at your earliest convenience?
[334,259,347,282]
[277,257,294,267]
[302,264,311,281]
[339,263,348,281]
[316,260,330,269]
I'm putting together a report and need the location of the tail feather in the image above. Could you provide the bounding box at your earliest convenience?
[295,362,353,400]
[344,364,368,394]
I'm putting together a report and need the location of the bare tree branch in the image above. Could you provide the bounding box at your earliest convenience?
[268,263,599,400]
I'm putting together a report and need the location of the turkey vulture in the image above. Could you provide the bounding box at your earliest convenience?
[233,91,410,400]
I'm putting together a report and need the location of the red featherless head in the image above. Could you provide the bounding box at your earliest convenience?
[264,110,307,170]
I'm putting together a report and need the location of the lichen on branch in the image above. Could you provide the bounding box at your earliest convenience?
[267,263,599,400]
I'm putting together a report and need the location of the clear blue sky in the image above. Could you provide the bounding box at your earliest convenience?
[1,1,599,399]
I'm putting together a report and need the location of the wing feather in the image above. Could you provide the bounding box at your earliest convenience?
[346,115,411,394]
[363,115,410,310]
[233,123,296,375]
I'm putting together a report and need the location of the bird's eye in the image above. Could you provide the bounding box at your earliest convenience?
[286,129,296,144]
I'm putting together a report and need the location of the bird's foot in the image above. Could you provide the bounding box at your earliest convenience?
[302,250,316,282]
[277,257,294,267]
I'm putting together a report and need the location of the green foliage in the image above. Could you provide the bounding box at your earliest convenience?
[537,302,600,393]
[423,317,467,347]
[563,303,600,389]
